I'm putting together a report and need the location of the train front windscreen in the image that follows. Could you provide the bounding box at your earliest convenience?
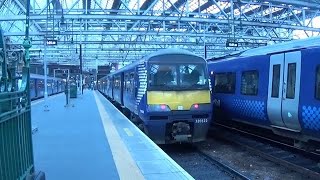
[148,63,209,91]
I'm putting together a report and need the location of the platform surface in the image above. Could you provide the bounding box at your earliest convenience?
[31,90,193,180]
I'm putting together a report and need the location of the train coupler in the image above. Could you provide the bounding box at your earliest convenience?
[171,122,192,142]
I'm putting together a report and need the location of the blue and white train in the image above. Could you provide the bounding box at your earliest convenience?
[208,37,320,146]
[98,49,212,144]
[29,73,65,100]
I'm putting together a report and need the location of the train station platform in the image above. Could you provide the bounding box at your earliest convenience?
[31,90,193,180]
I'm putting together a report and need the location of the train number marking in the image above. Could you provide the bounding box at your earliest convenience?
[195,119,208,123]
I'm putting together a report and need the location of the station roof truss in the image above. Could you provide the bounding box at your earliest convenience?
[1,0,320,68]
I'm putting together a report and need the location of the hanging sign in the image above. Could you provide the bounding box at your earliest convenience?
[46,40,57,46]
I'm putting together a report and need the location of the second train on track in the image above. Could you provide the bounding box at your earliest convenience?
[208,37,320,147]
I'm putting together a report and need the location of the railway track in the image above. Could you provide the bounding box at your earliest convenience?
[196,148,251,180]
[211,122,320,179]
[162,144,250,180]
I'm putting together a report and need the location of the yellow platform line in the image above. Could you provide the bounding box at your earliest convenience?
[93,91,144,180]
[123,128,134,136]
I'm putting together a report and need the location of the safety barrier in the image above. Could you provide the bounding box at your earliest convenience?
[0,68,34,180]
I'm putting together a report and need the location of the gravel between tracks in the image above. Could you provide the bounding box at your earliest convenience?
[198,138,315,180]
[162,137,316,180]
[161,144,233,180]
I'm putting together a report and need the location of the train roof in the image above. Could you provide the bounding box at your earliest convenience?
[107,59,144,77]
[106,48,202,77]
[30,73,63,80]
[145,48,200,59]
[241,36,320,57]
[208,55,252,64]
[207,50,245,61]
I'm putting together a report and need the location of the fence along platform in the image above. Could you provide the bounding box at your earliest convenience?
[0,26,42,179]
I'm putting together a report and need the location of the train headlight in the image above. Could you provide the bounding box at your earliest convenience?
[190,103,211,111]
[147,104,171,112]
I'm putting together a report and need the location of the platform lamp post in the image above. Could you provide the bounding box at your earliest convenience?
[42,0,50,112]
[79,19,84,94]
[21,0,39,178]
[79,44,83,94]
[95,55,98,89]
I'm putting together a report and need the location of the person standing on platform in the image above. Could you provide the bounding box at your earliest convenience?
[65,81,69,106]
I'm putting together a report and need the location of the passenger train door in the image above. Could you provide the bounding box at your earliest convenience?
[267,51,302,131]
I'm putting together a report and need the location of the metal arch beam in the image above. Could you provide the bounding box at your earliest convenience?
[120,0,134,14]
[109,0,121,23]
[87,0,92,10]
[28,48,232,52]
[128,0,159,30]
[65,0,81,14]
[140,0,157,11]
[82,0,86,10]
[2,14,320,32]
[232,3,312,27]
[5,0,320,63]
[37,0,53,14]
[4,30,291,40]
[259,0,320,9]
[12,40,235,46]
[111,0,121,10]
[265,8,287,18]
[92,0,108,14]
[12,0,42,31]
[222,2,291,19]
[218,1,237,15]
[194,1,212,13]
[36,50,228,57]
[288,6,304,27]
[168,0,185,12]
[211,0,228,18]
[52,0,63,12]
[0,0,8,10]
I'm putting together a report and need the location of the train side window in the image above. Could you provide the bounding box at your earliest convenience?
[130,73,135,93]
[124,74,129,91]
[286,63,296,99]
[315,65,320,100]
[271,65,280,98]
[115,76,120,89]
[241,71,259,96]
[214,72,235,94]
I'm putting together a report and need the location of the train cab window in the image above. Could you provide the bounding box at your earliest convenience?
[149,64,177,87]
[271,65,280,98]
[241,71,259,95]
[315,66,320,100]
[214,73,235,94]
[179,64,207,86]
[286,63,296,99]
